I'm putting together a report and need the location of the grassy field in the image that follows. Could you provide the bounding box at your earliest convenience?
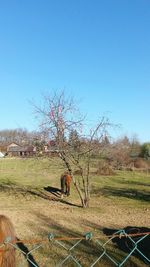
[0,157,149,266]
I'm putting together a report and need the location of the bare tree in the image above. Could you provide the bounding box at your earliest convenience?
[33,90,113,208]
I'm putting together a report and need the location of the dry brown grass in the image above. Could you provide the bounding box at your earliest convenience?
[0,158,149,266]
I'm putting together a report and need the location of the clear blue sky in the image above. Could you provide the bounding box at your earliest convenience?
[0,0,150,143]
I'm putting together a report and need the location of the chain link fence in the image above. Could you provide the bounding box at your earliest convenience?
[0,229,149,266]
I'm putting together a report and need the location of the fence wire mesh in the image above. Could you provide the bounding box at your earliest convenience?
[0,229,149,267]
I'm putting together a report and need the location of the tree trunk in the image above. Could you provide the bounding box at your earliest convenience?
[81,197,90,208]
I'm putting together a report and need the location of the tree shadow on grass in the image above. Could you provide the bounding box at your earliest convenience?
[0,182,54,201]
[92,186,150,202]
[103,226,150,265]
[112,177,150,188]
[0,182,80,207]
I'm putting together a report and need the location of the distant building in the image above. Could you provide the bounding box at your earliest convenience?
[44,140,59,156]
[7,143,35,157]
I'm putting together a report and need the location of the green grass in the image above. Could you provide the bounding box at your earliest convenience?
[91,170,150,208]
[0,157,64,186]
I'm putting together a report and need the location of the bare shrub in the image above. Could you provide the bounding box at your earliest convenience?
[95,160,115,175]
[133,158,148,169]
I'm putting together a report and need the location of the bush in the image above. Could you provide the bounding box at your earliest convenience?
[133,158,148,169]
[96,160,115,175]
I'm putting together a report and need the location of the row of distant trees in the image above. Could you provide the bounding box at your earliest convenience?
[0,129,41,146]
[0,128,149,160]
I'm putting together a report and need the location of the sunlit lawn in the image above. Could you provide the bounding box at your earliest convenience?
[0,157,149,266]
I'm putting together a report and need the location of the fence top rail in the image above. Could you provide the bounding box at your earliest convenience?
[0,231,149,248]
